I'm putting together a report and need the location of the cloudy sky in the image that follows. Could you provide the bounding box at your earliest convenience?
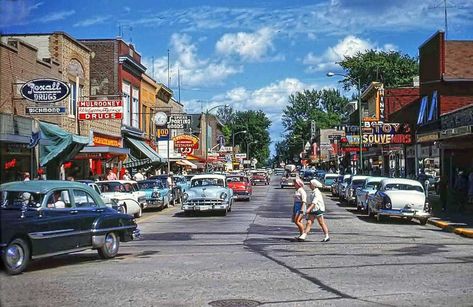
[2,0,473,154]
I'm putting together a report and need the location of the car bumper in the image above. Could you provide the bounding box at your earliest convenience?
[182,203,229,211]
[378,209,431,218]
[233,192,251,199]
[144,198,164,208]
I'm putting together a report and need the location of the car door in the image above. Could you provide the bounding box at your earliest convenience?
[71,188,103,248]
[38,189,81,254]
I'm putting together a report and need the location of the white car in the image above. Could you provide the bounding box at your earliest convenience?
[96,180,146,218]
[356,177,386,212]
[181,174,234,215]
[338,175,352,201]
[366,178,431,224]
[280,173,297,188]
[344,175,369,205]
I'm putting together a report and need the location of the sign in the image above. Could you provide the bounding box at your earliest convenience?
[219,146,233,152]
[20,78,70,103]
[167,115,192,129]
[362,134,412,144]
[311,120,316,139]
[441,104,473,129]
[243,160,251,165]
[363,122,411,134]
[93,135,121,147]
[156,128,170,141]
[235,153,247,159]
[26,107,66,115]
[416,132,439,143]
[173,134,199,157]
[78,100,123,120]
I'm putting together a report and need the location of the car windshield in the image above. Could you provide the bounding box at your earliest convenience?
[227,177,245,183]
[138,181,164,189]
[365,181,381,189]
[384,183,423,192]
[352,179,365,187]
[174,177,184,183]
[344,178,351,184]
[0,190,44,209]
[97,182,132,193]
[192,178,225,187]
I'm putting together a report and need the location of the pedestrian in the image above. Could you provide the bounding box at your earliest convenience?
[23,172,30,181]
[106,168,117,180]
[123,169,131,180]
[292,178,307,238]
[298,179,330,242]
[133,169,144,181]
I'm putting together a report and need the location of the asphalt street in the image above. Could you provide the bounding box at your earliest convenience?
[1,176,473,307]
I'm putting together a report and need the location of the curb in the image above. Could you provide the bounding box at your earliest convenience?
[427,219,473,238]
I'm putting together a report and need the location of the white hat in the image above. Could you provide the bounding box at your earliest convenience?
[310,179,323,188]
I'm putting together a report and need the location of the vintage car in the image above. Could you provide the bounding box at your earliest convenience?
[338,175,352,201]
[226,175,252,201]
[303,170,316,182]
[0,180,139,275]
[250,171,269,185]
[174,175,191,195]
[366,178,431,224]
[344,175,369,205]
[331,175,344,197]
[356,177,386,212]
[137,179,171,209]
[96,180,146,218]
[181,174,234,215]
[77,180,125,213]
[148,175,181,205]
[274,168,285,176]
[323,174,339,191]
[280,172,298,188]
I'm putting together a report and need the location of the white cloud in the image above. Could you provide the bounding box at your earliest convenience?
[303,35,397,72]
[215,27,277,61]
[73,15,111,27]
[39,10,75,23]
[144,33,241,88]
[0,0,43,26]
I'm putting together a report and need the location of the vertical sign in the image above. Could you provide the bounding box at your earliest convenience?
[311,120,316,139]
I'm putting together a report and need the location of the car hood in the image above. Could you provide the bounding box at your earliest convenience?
[186,186,229,199]
[228,182,247,190]
[383,190,425,207]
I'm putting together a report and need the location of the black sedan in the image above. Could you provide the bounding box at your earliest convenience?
[0,180,139,275]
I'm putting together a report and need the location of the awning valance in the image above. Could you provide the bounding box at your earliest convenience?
[80,146,129,155]
[39,122,89,167]
[125,137,164,163]
[179,159,197,169]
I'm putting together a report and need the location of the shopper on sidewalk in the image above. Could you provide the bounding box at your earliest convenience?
[298,179,330,242]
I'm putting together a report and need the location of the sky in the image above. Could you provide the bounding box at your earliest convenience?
[2,0,473,155]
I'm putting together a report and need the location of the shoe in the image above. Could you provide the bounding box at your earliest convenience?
[298,233,307,241]
[321,237,330,242]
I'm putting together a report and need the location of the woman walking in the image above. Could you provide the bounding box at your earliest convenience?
[292,178,307,238]
[298,179,330,242]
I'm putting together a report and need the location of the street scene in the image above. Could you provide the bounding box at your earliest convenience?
[1,0,473,306]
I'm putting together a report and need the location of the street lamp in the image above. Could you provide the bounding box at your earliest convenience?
[204,104,229,173]
[232,130,247,150]
[247,140,258,159]
[327,72,363,174]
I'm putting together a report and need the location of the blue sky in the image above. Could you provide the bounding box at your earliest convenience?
[2,0,473,155]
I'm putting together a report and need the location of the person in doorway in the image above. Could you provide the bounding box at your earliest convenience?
[292,178,307,238]
[106,168,117,180]
[23,172,30,181]
[298,179,330,242]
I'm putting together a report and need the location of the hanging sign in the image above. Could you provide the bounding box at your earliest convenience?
[167,115,192,129]
[26,107,66,115]
[20,79,70,103]
[78,100,123,120]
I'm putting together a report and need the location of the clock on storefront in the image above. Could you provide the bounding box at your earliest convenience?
[154,112,168,126]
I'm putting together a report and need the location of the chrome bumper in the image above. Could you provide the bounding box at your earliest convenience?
[132,228,141,240]
[378,209,431,218]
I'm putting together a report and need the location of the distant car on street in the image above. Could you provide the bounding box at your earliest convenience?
[96,180,145,218]
[280,172,297,188]
[344,175,369,205]
[356,177,386,212]
[226,175,252,201]
[137,179,171,209]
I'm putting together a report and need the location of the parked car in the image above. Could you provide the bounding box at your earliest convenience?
[174,175,191,194]
[331,175,344,197]
[323,174,339,191]
[96,180,146,218]
[303,170,316,182]
[416,173,440,191]
[77,180,125,213]
[0,180,139,275]
[344,175,369,205]
[338,175,352,201]
[181,174,234,215]
[366,178,431,224]
[280,172,298,188]
[251,171,270,185]
[315,170,327,181]
[226,175,252,201]
[356,177,386,212]
[274,168,284,176]
[148,175,181,205]
[137,179,171,209]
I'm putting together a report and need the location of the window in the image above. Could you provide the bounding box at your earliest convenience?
[131,87,139,128]
[417,96,428,125]
[122,82,131,125]
[1,191,43,209]
[46,190,72,209]
[73,190,98,208]
[142,105,147,134]
[428,91,438,121]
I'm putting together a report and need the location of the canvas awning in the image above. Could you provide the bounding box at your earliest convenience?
[80,146,129,155]
[39,122,90,167]
[176,159,197,169]
[123,137,165,168]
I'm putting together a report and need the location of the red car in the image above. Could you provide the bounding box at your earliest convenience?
[251,172,270,186]
[226,176,253,201]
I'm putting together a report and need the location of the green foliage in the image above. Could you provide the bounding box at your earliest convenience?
[339,50,418,90]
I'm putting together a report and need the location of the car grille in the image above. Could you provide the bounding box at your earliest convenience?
[185,199,223,206]
[235,191,249,195]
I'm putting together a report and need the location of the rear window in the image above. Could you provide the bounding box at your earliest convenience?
[1,191,44,209]
[138,181,164,189]
[384,184,423,192]
[352,179,365,186]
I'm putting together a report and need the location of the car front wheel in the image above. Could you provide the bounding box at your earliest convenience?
[2,238,30,275]
[98,232,120,259]
[134,206,142,218]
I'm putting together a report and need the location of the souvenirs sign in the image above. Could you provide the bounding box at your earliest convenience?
[20,79,70,103]
[78,100,123,120]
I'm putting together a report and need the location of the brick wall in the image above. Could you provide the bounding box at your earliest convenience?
[445,41,473,79]
[419,32,443,85]
[384,87,419,120]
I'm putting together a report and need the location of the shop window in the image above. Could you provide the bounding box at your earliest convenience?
[417,96,428,125]
[428,91,438,121]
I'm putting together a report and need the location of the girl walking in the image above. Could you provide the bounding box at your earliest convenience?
[292,178,307,238]
[298,179,330,242]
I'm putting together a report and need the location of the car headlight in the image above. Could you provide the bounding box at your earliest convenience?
[183,193,189,201]
[424,201,431,212]
[384,198,392,209]
[220,192,228,199]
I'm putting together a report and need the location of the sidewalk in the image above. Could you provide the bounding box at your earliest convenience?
[427,193,473,238]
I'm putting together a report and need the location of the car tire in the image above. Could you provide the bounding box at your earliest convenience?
[280,185,283,189]
[418,218,428,225]
[134,206,142,218]
[98,232,120,259]
[2,238,30,275]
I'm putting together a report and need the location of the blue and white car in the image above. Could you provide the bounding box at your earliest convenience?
[344,175,369,205]
[356,177,386,212]
[181,174,234,216]
[137,180,171,209]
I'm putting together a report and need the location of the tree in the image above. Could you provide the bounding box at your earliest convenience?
[281,89,349,162]
[338,50,418,91]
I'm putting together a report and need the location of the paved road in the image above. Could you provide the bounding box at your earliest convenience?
[1,177,473,306]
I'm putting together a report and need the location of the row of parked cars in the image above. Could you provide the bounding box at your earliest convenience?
[327,174,431,225]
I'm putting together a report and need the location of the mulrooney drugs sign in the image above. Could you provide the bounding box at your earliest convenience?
[78,100,123,120]
[20,79,70,103]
